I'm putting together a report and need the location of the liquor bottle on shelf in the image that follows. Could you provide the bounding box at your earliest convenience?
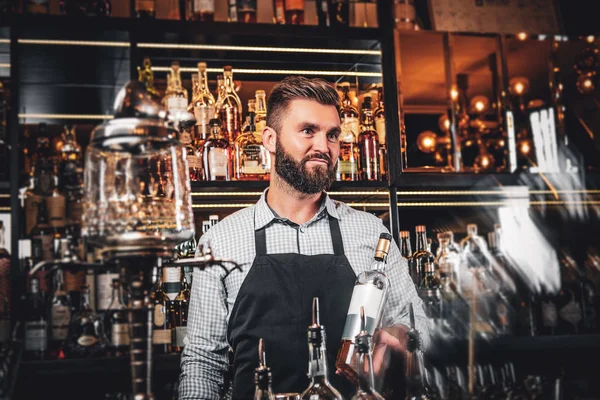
[373,85,387,181]
[272,0,285,24]
[26,0,49,14]
[330,0,349,27]
[49,269,71,359]
[151,269,172,354]
[24,276,47,360]
[436,233,460,288]
[316,0,330,27]
[47,162,67,235]
[336,82,360,181]
[300,298,343,400]
[164,61,189,116]
[137,57,159,98]
[351,306,384,400]
[135,0,156,17]
[172,280,189,353]
[191,62,216,140]
[203,119,232,181]
[105,279,129,357]
[31,198,54,262]
[66,283,107,358]
[358,95,380,181]
[95,264,119,316]
[400,230,412,263]
[189,0,214,21]
[254,338,275,400]
[234,102,270,180]
[284,0,304,24]
[236,0,257,23]
[337,233,391,380]
[215,66,242,142]
[181,119,202,182]
[409,225,434,287]
[404,303,437,400]
[254,89,267,133]
[58,124,82,188]
[162,263,182,302]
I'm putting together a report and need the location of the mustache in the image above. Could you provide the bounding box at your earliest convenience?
[302,152,333,165]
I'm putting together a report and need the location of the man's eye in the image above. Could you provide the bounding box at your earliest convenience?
[302,128,313,134]
[327,132,340,140]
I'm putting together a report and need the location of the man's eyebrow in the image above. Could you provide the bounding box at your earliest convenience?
[327,126,342,136]
[298,122,320,131]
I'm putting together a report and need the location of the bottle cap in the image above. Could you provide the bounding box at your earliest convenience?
[400,230,410,238]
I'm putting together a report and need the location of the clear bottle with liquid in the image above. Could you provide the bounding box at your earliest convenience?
[409,225,434,287]
[49,269,71,359]
[203,119,233,181]
[350,306,384,400]
[336,82,360,181]
[106,279,129,357]
[24,277,47,360]
[358,96,380,181]
[215,66,242,142]
[336,233,392,380]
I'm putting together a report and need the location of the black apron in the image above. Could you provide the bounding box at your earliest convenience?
[227,213,356,399]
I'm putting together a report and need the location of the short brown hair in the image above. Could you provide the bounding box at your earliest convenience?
[266,76,340,134]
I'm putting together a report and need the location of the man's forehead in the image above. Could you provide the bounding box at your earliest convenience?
[286,99,340,125]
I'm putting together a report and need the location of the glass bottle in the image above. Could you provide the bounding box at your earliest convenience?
[421,261,441,290]
[405,303,435,400]
[215,66,242,142]
[137,57,159,98]
[151,271,172,355]
[409,225,434,287]
[24,277,47,360]
[436,235,460,289]
[351,306,384,400]
[26,0,49,14]
[31,198,54,262]
[254,338,275,400]
[337,233,392,380]
[49,269,71,359]
[181,120,202,182]
[236,0,257,23]
[66,283,106,358]
[272,0,285,23]
[189,0,214,21]
[284,0,304,24]
[164,61,189,116]
[400,230,412,262]
[172,279,189,353]
[374,85,387,181]
[301,298,343,400]
[316,0,330,26]
[135,0,156,17]
[336,82,360,181]
[254,90,268,133]
[358,95,380,181]
[191,62,216,141]
[330,0,349,27]
[203,118,233,181]
[58,124,82,191]
[234,104,271,180]
[106,279,129,357]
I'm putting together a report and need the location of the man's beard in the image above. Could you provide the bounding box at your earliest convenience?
[275,141,336,195]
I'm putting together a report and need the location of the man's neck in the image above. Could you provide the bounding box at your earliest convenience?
[267,173,324,225]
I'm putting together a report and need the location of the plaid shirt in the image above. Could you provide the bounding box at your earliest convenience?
[179,190,430,399]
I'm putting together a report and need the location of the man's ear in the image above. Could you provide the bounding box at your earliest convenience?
[262,126,277,154]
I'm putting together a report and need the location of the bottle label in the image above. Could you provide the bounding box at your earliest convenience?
[167,97,188,112]
[154,304,166,326]
[375,117,386,145]
[559,298,583,327]
[96,273,119,311]
[51,305,71,340]
[208,148,228,180]
[341,117,359,141]
[194,0,214,12]
[77,335,97,347]
[163,267,181,300]
[241,144,268,175]
[194,105,215,126]
[285,0,304,10]
[111,323,130,346]
[187,154,202,170]
[338,160,357,175]
[25,321,47,351]
[153,329,172,344]
[541,301,558,327]
[175,326,187,347]
[341,283,384,339]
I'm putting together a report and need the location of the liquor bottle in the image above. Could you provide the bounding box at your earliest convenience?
[215,66,242,142]
[181,119,202,182]
[351,306,384,400]
[234,103,270,180]
[135,0,156,17]
[284,0,304,24]
[67,283,106,358]
[409,225,434,287]
[336,83,360,181]
[26,0,49,14]
[421,261,440,290]
[373,85,387,181]
[241,99,254,134]
[358,95,380,181]
[300,298,343,400]
[49,269,71,359]
[24,277,47,360]
[404,303,435,400]
[31,198,54,262]
[104,279,129,357]
[254,90,267,133]
[151,273,172,354]
[172,280,189,353]
[272,0,285,24]
[95,265,119,315]
[191,62,216,143]
[228,0,238,21]
[137,57,159,98]
[58,124,82,190]
[164,61,189,116]
[203,119,232,181]
[337,233,392,379]
[162,264,182,301]
[330,0,349,27]
[237,0,257,23]
[47,163,67,235]
[189,0,214,21]
[436,234,460,288]
[316,0,330,26]
[399,230,412,263]
[254,338,275,400]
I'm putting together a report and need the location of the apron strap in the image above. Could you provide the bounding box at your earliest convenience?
[254,213,345,257]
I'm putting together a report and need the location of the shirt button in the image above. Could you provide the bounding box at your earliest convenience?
[299,227,305,233]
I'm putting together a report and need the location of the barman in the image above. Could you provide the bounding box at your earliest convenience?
[178,76,429,399]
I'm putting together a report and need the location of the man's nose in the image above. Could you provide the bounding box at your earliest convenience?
[311,132,330,153]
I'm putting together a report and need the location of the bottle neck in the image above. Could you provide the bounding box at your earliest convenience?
[416,231,427,252]
[307,340,329,380]
[357,351,377,392]
[199,70,210,95]
[362,108,374,127]
[401,237,412,257]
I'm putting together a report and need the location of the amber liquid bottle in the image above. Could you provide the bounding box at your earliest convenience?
[358,96,380,181]
[336,82,360,181]
[215,66,242,143]
[203,119,232,181]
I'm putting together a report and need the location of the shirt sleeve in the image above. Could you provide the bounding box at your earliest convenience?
[179,232,230,399]
[379,226,432,350]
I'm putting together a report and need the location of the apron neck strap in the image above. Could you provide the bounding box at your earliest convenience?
[254,214,345,257]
